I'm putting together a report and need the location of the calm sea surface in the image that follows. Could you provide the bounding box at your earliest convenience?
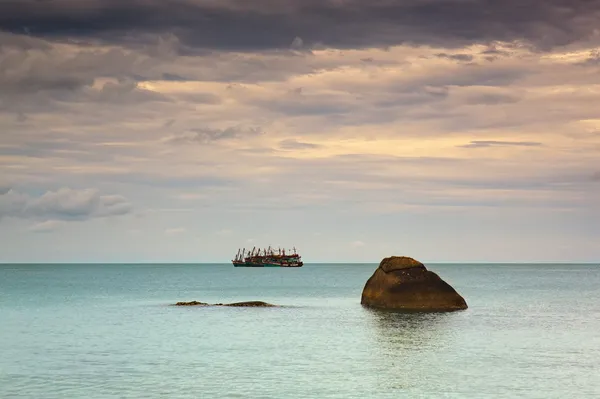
[1,263,599,398]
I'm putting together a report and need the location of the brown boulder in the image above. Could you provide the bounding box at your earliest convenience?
[361,256,467,312]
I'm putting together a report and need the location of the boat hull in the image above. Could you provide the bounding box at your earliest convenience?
[232,247,304,267]
[233,262,303,267]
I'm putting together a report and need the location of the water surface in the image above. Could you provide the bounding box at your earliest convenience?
[1,263,599,398]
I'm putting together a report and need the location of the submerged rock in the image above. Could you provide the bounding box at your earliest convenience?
[173,301,276,307]
[175,301,209,306]
[223,301,276,307]
[361,256,468,312]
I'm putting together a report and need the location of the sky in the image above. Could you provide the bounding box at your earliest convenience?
[0,0,599,263]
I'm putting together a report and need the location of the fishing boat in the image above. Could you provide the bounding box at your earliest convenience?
[232,246,304,267]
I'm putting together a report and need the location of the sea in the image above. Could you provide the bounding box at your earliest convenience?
[1,263,599,398]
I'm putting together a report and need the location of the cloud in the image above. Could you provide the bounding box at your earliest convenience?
[93,79,171,104]
[29,220,65,233]
[578,49,600,66]
[0,187,133,221]
[592,171,600,182]
[173,193,208,201]
[0,31,51,50]
[164,126,264,144]
[290,36,304,50]
[279,139,320,150]
[165,227,187,235]
[1,0,599,51]
[460,91,521,105]
[435,53,474,62]
[1,1,599,264]
[174,92,221,104]
[0,33,188,110]
[0,43,142,95]
[458,140,544,149]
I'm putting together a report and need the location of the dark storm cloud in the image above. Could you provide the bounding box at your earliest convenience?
[458,140,543,148]
[1,0,599,51]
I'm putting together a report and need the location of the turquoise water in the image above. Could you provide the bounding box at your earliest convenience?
[1,263,599,398]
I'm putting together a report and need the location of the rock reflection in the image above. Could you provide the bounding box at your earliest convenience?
[366,308,452,352]
[364,308,457,393]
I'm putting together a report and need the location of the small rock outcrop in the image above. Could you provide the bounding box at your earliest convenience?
[173,301,276,307]
[223,301,276,307]
[361,256,467,312]
[175,301,209,306]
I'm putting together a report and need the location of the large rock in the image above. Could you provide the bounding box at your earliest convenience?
[361,256,467,312]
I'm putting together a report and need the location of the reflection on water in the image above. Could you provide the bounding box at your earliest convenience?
[366,308,452,350]
[364,308,458,392]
